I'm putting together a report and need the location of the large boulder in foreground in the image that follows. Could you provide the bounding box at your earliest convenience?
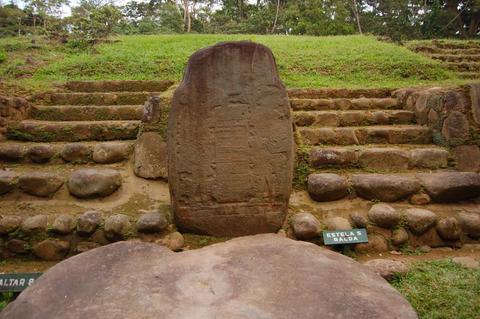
[1,235,417,319]
[168,42,294,236]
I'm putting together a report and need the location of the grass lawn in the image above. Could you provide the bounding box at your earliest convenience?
[0,34,470,95]
[392,259,480,319]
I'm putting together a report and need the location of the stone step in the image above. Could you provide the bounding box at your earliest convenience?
[306,171,480,203]
[31,105,144,121]
[287,88,392,99]
[6,120,139,142]
[308,145,451,171]
[445,62,480,72]
[298,125,432,146]
[290,98,400,111]
[31,92,156,106]
[429,54,480,63]
[413,46,480,55]
[64,80,174,92]
[457,72,480,79]
[293,110,414,127]
[433,42,480,50]
[0,141,134,164]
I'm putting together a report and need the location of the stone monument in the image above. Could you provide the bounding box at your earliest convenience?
[168,41,294,236]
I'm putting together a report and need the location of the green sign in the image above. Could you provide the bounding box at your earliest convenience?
[0,273,42,292]
[323,229,368,245]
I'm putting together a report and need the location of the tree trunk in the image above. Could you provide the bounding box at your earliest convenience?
[352,0,362,34]
[271,0,280,33]
[446,0,466,37]
[183,0,190,32]
[467,11,480,38]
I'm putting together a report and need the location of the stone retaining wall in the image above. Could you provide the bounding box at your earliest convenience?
[0,95,30,141]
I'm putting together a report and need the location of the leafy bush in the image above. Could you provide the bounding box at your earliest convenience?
[0,50,6,63]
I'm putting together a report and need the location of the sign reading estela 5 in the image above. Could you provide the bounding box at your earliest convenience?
[323,229,368,245]
[0,273,42,292]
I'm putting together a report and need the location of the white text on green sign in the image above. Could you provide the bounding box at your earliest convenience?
[323,229,368,245]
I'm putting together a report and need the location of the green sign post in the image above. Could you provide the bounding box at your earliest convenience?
[322,229,368,245]
[0,273,42,292]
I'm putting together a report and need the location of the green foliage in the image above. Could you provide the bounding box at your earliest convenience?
[391,259,480,319]
[0,292,14,311]
[0,49,6,63]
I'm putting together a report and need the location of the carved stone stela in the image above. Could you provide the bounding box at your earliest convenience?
[168,41,294,236]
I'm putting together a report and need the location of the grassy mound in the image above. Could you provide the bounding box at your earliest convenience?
[0,34,462,94]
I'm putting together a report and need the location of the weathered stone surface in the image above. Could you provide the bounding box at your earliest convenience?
[1,235,417,319]
[352,174,420,202]
[0,170,16,195]
[363,259,410,281]
[52,215,76,235]
[77,210,102,236]
[442,111,469,145]
[368,203,400,228]
[137,211,168,233]
[416,172,480,202]
[405,208,437,235]
[349,212,368,228]
[392,228,409,246]
[409,193,431,205]
[6,239,28,254]
[27,144,55,163]
[355,234,389,253]
[454,145,480,172]
[358,148,409,171]
[75,241,101,254]
[324,217,352,231]
[452,256,480,269]
[167,42,293,236]
[290,213,320,240]
[156,232,185,251]
[21,215,47,233]
[91,230,109,245]
[60,143,91,163]
[468,83,480,125]
[307,173,349,202]
[0,215,22,234]
[436,217,461,241]
[457,212,480,239]
[133,132,167,179]
[104,214,131,240]
[33,239,70,261]
[309,148,356,167]
[19,172,64,197]
[0,144,25,162]
[68,168,121,198]
[93,142,130,164]
[409,148,448,169]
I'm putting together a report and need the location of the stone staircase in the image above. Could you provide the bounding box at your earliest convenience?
[408,40,480,79]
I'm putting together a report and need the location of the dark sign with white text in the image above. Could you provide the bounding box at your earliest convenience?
[0,273,42,292]
[323,229,369,245]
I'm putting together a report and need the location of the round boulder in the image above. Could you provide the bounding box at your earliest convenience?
[1,235,417,319]
[60,143,91,163]
[392,228,409,246]
[68,168,122,199]
[0,170,17,195]
[0,215,22,235]
[19,172,64,197]
[27,144,55,163]
[21,215,47,233]
[104,214,131,240]
[307,173,349,202]
[457,212,480,239]
[324,217,352,231]
[137,211,168,233]
[52,215,76,235]
[367,203,400,229]
[77,211,103,236]
[33,239,70,261]
[405,208,437,235]
[290,213,320,240]
[156,232,185,251]
[436,217,461,241]
[349,212,368,228]
[92,142,130,164]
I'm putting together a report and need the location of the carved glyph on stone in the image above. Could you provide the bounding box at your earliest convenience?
[167,41,294,236]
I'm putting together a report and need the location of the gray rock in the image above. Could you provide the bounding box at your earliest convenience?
[368,203,400,228]
[104,214,131,240]
[33,239,70,261]
[52,215,76,235]
[349,212,368,228]
[392,228,409,246]
[416,172,480,202]
[27,144,55,163]
[352,174,420,202]
[19,172,64,197]
[307,173,349,202]
[457,212,480,239]
[0,215,22,235]
[405,208,437,235]
[290,213,320,240]
[1,235,418,319]
[60,143,91,163]
[452,256,479,269]
[133,132,167,179]
[21,215,47,233]
[436,217,461,241]
[68,168,122,198]
[6,239,28,254]
[363,259,410,281]
[324,217,352,231]
[0,145,25,162]
[137,211,168,233]
[309,148,356,167]
[92,142,130,164]
[77,211,102,236]
[156,232,184,251]
[0,171,17,195]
